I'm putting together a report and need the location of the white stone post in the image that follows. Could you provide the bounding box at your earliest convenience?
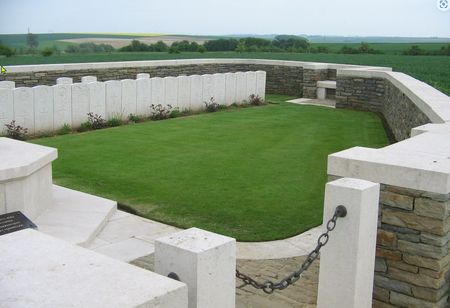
[155,227,236,308]
[317,177,379,308]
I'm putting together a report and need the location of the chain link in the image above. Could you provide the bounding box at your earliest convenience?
[236,205,347,294]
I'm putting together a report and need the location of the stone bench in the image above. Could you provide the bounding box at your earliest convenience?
[317,80,337,100]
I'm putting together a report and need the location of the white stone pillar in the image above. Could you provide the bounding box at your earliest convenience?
[189,75,202,111]
[0,87,14,134]
[33,85,54,134]
[317,87,326,100]
[317,177,379,308]
[155,228,236,308]
[121,79,137,116]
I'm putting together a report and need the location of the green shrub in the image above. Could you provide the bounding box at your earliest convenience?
[41,47,53,57]
[204,97,220,112]
[107,117,123,127]
[170,107,181,118]
[150,104,173,120]
[0,44,15,57]
[127,114,140,123]
[58,123,71,135]
[5,120,28,140]
[77,121,92,132]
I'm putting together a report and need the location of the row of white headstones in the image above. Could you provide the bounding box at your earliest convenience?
[0,70,266,135]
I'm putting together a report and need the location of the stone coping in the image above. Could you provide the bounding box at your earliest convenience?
[0,138,57,182]
[4,58,392,73]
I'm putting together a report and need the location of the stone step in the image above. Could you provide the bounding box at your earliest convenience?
[34,185,117,247]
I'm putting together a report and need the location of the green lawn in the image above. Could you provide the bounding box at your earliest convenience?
[31,95,387,241]
[2,51,449,95]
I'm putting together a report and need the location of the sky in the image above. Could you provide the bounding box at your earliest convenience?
[0,0,449,37]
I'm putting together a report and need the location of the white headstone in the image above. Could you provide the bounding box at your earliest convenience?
[13,87,35,134]
[245,71,257,99]
[121,79,137,117]
[164,77,178,109]
[0,88,14,135]
[53,84,72,129]
[33,85,54,134]
[202,74,214,106]
[155,228,236,308]
[137,78,151,116]
[224,73,237,106]
[177,76,191,112]
[0,81,15,89]
[213,73,226,105]
[71,83,90,127]
[235,72,247,103]
[56,77,73,85]
[151,77,165,106]
[81,76,97,83]
[189,75,202,111]
[137,73,150,79]
[88,82,106,118]
[105,80,122,119]
[256,71,266,100]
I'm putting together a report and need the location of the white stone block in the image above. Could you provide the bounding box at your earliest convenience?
[224,73,237,106]
[189,75,203,111]
[177,75,191,111]
[155,227,236,308]
[88,82,106,118]
[213,73,226,105]
[56,77,73,85]
[53,84,72,130]
[33,85,54,134]
[121,79,137,117]
[0,88,14,135]
[164,76,178,108]
[317,87,326,100]
[317,178,379,308]
[202,74,214,105]
[151,77,165,106]
[71,83,90,127]
[256,71,266,100]
[137,73,150,79]
[105,80,122,119]
[0,229,188,308]
[235,72,247,103]
[81,76,97,83]
[245,71,257,99]
[0,81,15,89]
[137,77,151,116]
[13,87,35,134]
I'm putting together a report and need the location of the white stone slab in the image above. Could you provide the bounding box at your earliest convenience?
[35,185,116,246]
[245,71,257,99]
[0,229,188,308]
[137,73,150,79]
[56,77,73,85]
[224,72,237,106]
[317,80,337,89]
[121,79,137,116]
[0,80,15,89]
[202,74,214,104]
[164,76,178,108]
[317,87,326,100]
[93,238,155,262]
[189,75,203,110]
[105,80,122,119]
[53,84,72,129]
[213,73,226,105]
[13,87,34,134]
[0,88,13,134]
[235,72,247,103]
[71,83,90,127]
[151,77,165,106]
[81,75,97,83]
[177,76,190,111]
[136,77,151,116]
[33,85,54,134]
[88,82,106,118]
[155,228,236,308]
[255,71,266,100]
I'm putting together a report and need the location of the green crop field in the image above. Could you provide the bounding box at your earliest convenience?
[2,51,449,95]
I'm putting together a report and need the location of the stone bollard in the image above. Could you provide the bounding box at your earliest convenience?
[317,177,380,308]
[155,227,236,308]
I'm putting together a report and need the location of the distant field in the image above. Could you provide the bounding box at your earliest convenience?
[2,51,449,95]
[313,42,449,54]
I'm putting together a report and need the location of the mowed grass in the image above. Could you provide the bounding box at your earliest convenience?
[31,95,388,241]
[2,51,449,95]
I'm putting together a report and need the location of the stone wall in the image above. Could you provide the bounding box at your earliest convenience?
[302,68,328,98]
[335,76,385,113]
[4,64,303,97]
[374,184,450,307]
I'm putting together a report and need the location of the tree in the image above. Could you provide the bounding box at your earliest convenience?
[26,32,39,53]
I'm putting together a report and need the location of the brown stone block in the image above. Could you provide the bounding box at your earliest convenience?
[377,230,397,248]
[415,198,450,220]
[390,291,449,308]
[386,260,418,273]
[411,282,450,302]
[376,248,402,261]
[372,299,396,308]
[388,267,447,289]
[397,240,448,259]
[380,191,414,210]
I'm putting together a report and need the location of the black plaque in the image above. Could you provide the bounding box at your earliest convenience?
[0,211,37,236]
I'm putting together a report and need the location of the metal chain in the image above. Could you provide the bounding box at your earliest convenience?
[235,205,347,294]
